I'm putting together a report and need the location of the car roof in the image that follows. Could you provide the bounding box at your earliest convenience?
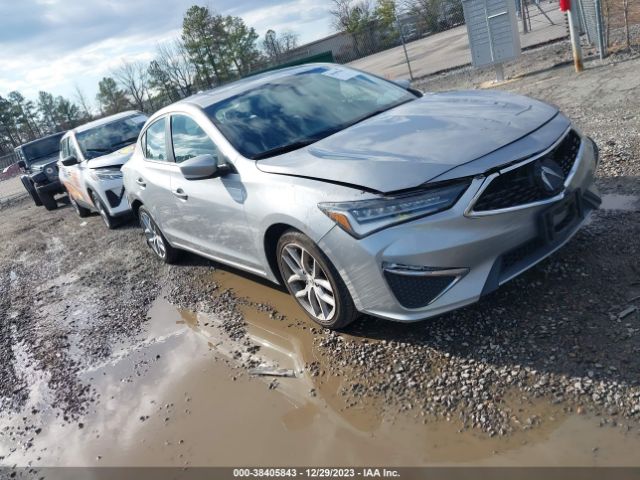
[176,63,341,110]
[17,131,66,149]
[66,110,143,135]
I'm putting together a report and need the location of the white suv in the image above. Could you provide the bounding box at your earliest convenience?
[58,111,148,228]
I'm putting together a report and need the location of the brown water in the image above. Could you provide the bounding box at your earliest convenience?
[3,268,640,467]
[600,194,639,212]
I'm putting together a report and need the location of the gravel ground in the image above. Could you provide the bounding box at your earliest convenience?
[1,43,639,460]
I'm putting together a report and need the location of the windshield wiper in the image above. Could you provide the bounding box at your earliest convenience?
[85,148,111,154]
[252,139,321,160]
[342,99,414,130]
[110,136,139,150]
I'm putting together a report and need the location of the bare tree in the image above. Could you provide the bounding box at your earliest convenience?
[279,31,299,52]
[262,30,300,61]
[73,84,93,119]
[329,0,374,32]
[115,61,150,112]
[151,40,197,99]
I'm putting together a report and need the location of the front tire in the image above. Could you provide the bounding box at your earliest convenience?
[276,230,358,330]
[36,188,57,211]
[138,206,178,264]
[68,191,90,218]
[21,176,42,206]
[90,191,118,229]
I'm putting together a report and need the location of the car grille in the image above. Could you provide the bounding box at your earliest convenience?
[472,130,581,212]
[384,271,456,309]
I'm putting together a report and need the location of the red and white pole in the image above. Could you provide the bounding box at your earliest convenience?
[561,0,584,72]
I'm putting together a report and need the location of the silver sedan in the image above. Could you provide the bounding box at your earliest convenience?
[123,64,600,329]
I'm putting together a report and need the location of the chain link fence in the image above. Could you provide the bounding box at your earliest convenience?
[0,152,25,205]
[602,0,640,48]
[270,1,465,68]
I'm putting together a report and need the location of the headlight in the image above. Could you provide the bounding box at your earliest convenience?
[318,180,470,238]
[90,169,123,181]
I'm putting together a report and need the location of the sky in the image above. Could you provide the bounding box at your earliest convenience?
[0,0,334,110]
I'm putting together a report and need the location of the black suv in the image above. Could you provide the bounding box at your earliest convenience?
[16,132,66,210]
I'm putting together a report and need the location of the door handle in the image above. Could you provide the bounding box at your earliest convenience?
[136,178,146,187]
[172,188,188,200]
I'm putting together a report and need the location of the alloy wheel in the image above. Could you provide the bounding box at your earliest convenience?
[139,211,166,259]
[280,243,336,322]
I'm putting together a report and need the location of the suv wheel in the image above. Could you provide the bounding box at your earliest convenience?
[21,177,42,206]
[68,191,90,218]
[91,191,118,229]
[276,230,358,330]
[36,188,57,211]
[138,206,178,264]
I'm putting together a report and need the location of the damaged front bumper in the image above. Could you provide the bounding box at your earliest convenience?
[318,133,600,322]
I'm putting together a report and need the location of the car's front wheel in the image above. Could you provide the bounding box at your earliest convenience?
[276,230,358,330]
[68,191,90,218]
[21,176,42,206]
[138,206,178,264]
[90,191,118,229]
[36,188,57,211]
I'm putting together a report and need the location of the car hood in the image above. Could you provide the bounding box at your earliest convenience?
[29,154,60,171]
[87,144,136,169]
[256,90,558,193]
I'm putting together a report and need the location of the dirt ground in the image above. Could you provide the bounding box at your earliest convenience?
[1,46,640,470]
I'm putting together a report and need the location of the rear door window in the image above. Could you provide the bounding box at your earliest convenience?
[144,118,168,161]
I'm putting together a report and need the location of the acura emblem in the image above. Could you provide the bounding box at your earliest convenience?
[534,158,565,194]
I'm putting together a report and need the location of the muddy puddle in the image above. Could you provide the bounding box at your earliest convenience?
[600,194,639,212]
[3,267,640,467]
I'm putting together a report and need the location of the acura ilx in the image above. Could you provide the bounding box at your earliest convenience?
[123,64,600,329]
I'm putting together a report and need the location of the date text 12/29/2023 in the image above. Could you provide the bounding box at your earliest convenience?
[232,468,401,478]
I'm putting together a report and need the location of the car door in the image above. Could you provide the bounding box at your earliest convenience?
[136,116,177,229]
[59,136,93,207]
[166,113,260,270]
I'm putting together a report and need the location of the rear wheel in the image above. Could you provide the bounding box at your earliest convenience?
[138,206,178,264]
[91,191,118,229]
[276,230,358,330]
[21,177,42,206]
[37,188,57,211]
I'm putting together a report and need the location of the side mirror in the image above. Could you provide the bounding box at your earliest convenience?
[179,154,223,180]
[61,155,79,167]
[17,160,26,169]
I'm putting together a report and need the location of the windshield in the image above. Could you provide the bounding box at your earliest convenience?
[76,114,147,160]
[21,133,64,163]
[204,66,416,159]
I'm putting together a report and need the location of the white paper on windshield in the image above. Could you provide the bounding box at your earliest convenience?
[321,68,360,81]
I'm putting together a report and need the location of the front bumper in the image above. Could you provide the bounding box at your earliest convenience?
[92,178,131,217]
[35,179,64,194]
[319,135,600,322]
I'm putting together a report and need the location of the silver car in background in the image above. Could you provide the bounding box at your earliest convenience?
[123,64,600,329]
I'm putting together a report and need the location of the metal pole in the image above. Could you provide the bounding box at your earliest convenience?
[396,11,415,80]
[567,6,584,71]
[521,0,529,33]
[495,63,505,82]
[594,0,607,59]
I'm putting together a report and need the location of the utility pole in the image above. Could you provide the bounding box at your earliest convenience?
[395,1,414,80]
[565,1,584,72]
[521,0,529,33]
